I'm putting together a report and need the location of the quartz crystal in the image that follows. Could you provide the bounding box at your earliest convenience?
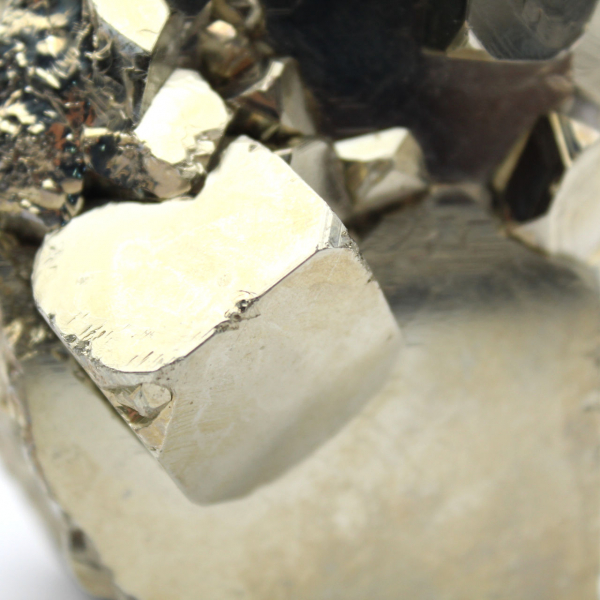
[32,137,400,504]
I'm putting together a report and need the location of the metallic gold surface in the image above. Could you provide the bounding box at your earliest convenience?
[0,0,87,237]
[3,187,599,599]
[2,0,600,597]
[85,0,186,120]
[0,234,52,361]
[277,137,353,221]
[195,15,266,97]
[334,127,428,216]
[227,57,316,141]
[83,69,231,198]
[0,0,193,235]
[32,137,400,504]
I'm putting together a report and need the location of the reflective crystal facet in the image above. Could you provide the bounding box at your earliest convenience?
[195,16,265,96]
[83,69,230,198]
[277,137,353,221]
[0,0,87,237]
[227,58,316,141]
[85,0,186,120]
[32,137,400,504]
[3,188,599,599]
[335,128,428,215]
[2,0,600,597]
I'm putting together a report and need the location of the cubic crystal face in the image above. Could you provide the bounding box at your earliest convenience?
[335,127,428,215]
[32,137,400,504]
[227,57,316,140]
[85,0,185,118]
[2,0,600,597]
[89,0,171,54]
[7,187,600,600]
[0,0,200,236]
[84,69,231,198]
[195,14,265,96]
[134,69,230,179]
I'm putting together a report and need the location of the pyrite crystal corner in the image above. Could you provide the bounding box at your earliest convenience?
[5,186,600,600]
[334,127,428,215]
[85,0,186,119]
[32,136,400,504]
[227,57,317,141]
[83,68,231,198]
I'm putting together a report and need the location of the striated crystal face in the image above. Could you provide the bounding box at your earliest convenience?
[469,0,598,60]
[2,0,600,599]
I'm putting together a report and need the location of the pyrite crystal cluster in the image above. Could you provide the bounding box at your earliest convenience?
[3,0,600,598]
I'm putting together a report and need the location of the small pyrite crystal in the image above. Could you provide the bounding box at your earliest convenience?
[83,68,231,198]
[3,0,600,599]
[334,127,428,215]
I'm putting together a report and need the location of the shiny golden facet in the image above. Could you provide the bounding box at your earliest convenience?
[32,136,400,504]
[227,58,316,141]
[4,187,599,600]
[85,0,186,119]
[277,137,353,221]
[334,127,428,215]
[83,69,231,198]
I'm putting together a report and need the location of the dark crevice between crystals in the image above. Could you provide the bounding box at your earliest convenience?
[496,115,565,223]
[259,0,572,180]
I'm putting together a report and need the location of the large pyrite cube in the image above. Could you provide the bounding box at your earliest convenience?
[32,137,400,504]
